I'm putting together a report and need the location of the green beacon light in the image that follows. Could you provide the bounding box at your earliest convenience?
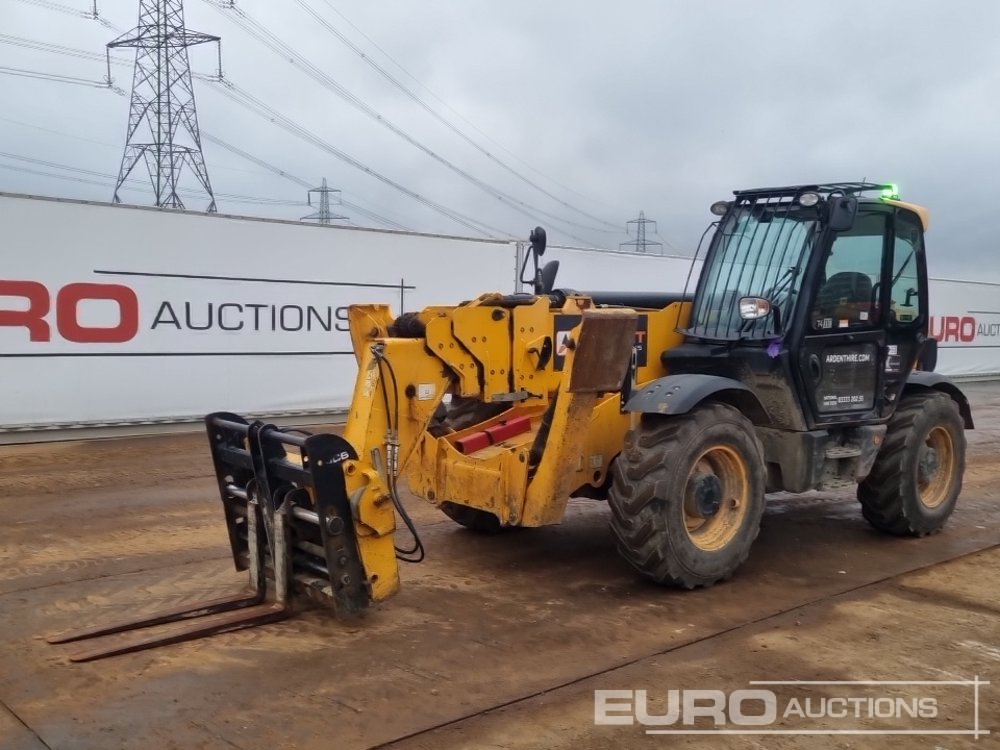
[881,183,900,200]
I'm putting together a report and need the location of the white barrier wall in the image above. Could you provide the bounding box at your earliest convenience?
[927,278,1000,377]
[539,245,700,294]
[2,194,998,432]
[0,194,515,429]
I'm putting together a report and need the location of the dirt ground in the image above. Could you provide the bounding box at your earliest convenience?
[1,385,999,750]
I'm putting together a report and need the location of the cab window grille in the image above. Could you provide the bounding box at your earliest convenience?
[687,192,817,341]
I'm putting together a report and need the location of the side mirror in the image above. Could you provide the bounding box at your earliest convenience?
[827,195,858,232]
[529,226,547,256]
[520,226,553,295]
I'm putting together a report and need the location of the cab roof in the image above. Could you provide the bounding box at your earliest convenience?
[731,182,930,231]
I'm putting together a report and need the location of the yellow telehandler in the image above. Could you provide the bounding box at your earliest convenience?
[50,181,973,661]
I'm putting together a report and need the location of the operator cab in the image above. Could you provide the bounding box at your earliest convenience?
[666,182,931,431]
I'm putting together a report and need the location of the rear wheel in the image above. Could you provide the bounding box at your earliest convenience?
[607,403,767,588]
[857,392,965,536]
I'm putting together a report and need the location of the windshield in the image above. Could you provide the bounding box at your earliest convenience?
[687,205,817,340]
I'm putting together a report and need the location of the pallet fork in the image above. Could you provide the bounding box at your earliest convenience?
[47,413,369,662]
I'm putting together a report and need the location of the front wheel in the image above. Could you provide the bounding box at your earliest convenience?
[857,392,965,536]
[607,403,767,588]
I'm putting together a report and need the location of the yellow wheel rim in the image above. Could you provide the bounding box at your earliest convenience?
[683,445,750,552]
[918,426,955,509]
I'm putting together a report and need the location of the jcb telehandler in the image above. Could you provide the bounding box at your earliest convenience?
[51,181,973,661]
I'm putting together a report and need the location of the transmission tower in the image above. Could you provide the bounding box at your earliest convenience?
[301,178,349,224]
[108,1,221,212]
[620,210,663,254]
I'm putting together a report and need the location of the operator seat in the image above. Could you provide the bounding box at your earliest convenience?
[814,271,875,326]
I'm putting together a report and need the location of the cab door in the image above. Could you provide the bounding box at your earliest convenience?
[881,207,929,413]
[797,208,890,426]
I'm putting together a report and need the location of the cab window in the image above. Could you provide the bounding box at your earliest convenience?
[889,210,923,327]
[811,211,887,331]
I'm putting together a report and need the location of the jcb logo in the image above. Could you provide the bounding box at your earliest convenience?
[0,280,139,343]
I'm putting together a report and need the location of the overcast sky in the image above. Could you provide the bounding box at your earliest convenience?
[1,0,998,278]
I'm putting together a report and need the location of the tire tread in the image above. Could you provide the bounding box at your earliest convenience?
[608,403,765,588]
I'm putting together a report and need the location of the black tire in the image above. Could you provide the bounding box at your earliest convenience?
[858,391,965,536]
[439,501,504,533]
[607,403,767,588]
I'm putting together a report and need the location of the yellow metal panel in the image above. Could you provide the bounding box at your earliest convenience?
[425,314,481,397]
[520,307,637,526]
[578,394,630,490]
[520,389,602,526]
[347,304,395,365]
[405,408,538,525]
[565,302,691,496]
[451,305,513,399]
[343,338,452,474]
[881,199,931,231]
[636,301,689,382]
[511,298,561,398]
[340,337,454,602]
[342,462,399,602]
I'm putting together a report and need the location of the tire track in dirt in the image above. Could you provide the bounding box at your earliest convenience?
[373,543,1000,750]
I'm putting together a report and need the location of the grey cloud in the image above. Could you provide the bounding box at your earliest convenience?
[1,0,998,277]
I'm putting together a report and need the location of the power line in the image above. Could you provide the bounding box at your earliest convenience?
[0,113,309,184]
[1,38,511,237]
[202,76,512,238]
[338,199,409,232]
[313,0,626,217]
[0,162,113,188]
[0,64,112,89]
[11,0,121,30]
[292,0,621,231]
[0,55,456,233]
[202,133,310,188]
[0,114,119,148]
[200,133,411,230]
[0,33,127,64]
[11,0,90,19]
[0,150,305,206]
[203,1,603,246]
[652,231,686,257]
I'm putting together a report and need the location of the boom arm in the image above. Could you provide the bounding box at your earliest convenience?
[339,297,640,608]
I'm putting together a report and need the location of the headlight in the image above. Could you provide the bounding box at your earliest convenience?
[739,297,772,320]
[710,200,731,216]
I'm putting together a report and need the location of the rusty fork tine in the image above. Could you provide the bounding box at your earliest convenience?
[67,602,289,663]
[46,589,265,645]
[51,502,295,663]
[47,496,275,661]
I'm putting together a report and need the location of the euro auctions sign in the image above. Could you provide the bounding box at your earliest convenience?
[929,315,1000,343]
[0,280,139,344]
[0,273,400,354]
[594,679,990,738]
[0,193,516,429]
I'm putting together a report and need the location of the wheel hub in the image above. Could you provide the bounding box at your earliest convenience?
[919,446,940,485]
[690,473,723,518]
